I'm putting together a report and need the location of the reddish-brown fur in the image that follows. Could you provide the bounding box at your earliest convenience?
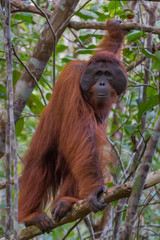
[18,19,127,224]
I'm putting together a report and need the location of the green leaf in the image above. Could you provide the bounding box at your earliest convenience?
[62,56,76,64]
[113,200,118,208]
[46,93,52,101]
[155,51,160,60]
[15,118,24,136]
[13,13,33,23]
[0,57,6,62]
[122,206,127,221]
[76,44,97,55]
[91,3,103,12]
[18,163,22,175]
[76,10,98,20]
[151,59,160,71]
[0,84,6,93]
[125,124,141,134]
[152,51,160,71]
[13,70,21,86]
[146,87,158,97]
[97,12,110,22]
[79,33,103,42]
[19,23,29,33]
[127,30,143,42]
[108,1,122,11]
[76,49,95,55]
[27,94,45,114]
[142,49,154,59]
[56,44,68,54]
[138,94,159,121]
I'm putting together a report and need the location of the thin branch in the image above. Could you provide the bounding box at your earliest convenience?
[42,75,52,90]
[108,138,126,178]
[85,216,96,240]
[69,28,86,48]
[56,0,92,41]
[113,198,127,240]
[126,41,160,77]
[61,218,83,240]
[12,45,47,106]
[68,0,92,21]
[126,55,146,72]
[11,0,52,17]
[76,225,83,240]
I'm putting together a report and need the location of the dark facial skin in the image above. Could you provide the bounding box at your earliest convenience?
[91,70,112,102]
[80,61,127,100]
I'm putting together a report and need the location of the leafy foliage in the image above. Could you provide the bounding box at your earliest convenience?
[0,0,160,239]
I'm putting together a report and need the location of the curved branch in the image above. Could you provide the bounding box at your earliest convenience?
[11,0,52,17]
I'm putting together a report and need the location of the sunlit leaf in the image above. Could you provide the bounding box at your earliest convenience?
[19,23,29,33]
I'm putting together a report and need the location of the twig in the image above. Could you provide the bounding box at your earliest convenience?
[11,0,52,17]
[108,138,126,179]
[76,225,83,240]
[56,0,92,42]
[68,0,92,21]
[126,55,146,71]
[61,218,83,240]
[12,45,47,106]
[85,216,95,240]
[69,28,86,48]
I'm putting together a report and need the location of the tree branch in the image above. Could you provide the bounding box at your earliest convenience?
[11,1,160,34]
[11,0,52,17]
[1,169,159,240]
[69,21,160,35]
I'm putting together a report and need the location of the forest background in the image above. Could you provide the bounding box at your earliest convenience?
[0,0,160,239]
